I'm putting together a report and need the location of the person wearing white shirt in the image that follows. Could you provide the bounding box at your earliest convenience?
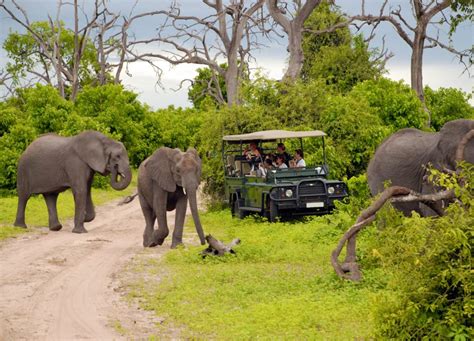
[294,149,306,168]
[276,155,288,169]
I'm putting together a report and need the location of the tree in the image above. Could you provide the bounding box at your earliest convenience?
[266,0,322,81]
[350,0,472,124]
[0,0,163,100]
[131,0,267,106]
[2,21,98,96]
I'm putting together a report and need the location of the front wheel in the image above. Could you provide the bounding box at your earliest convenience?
[266,199,279,223]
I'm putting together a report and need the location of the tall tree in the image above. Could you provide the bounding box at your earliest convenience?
[350,0,472,123]
[130,0,266,106]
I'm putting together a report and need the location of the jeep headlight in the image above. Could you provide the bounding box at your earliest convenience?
[327,186,335,195]
[285,189,293,198]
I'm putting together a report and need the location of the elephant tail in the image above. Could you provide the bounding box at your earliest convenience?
[118,192,138,205]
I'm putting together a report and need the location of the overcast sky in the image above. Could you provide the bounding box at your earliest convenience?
[0,0,472,108]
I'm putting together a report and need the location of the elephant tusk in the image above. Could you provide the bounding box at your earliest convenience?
[183,188,187,196]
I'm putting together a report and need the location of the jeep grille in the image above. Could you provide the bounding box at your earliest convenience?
[299,181,325,196]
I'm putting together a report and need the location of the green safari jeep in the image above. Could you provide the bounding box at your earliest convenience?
[222,130,348,222]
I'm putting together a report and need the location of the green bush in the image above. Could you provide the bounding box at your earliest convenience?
[425,86,474,131]
[370,165,473,339]
[320,94,390,177]
[71,84,148,167]
[0,123,37,193]
[349,78,427,130]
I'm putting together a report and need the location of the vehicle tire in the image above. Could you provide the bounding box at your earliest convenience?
[232,199,246,219]
[267,199,279,223]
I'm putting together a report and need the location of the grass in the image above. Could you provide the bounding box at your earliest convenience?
[111,320,127,336]
[129,210,389,340]
[0,171,137,240]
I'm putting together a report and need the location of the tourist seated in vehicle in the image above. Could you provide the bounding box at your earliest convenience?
[275,154,288,169]
[290,149,306,168]
[257,158,274,177]
[276,143,291,166]
[244,141,263,170]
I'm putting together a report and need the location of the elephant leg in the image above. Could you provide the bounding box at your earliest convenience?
[139,195,157,247]
[153,190,169,245]
[71,186,88,233]
[14,191,30,228]
[43,193,62,231]
[85,177,95,222]
[171,196,187,249]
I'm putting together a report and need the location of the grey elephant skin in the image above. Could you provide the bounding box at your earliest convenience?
[14,130,132,233]
[367,119,474,216]
[137,147,206,248]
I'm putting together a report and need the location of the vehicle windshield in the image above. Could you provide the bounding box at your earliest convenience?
[222,137,328,179]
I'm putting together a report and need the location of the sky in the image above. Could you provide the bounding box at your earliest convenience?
[0,0,472,108]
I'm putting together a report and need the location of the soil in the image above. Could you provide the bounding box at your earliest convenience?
[0,195,197,340]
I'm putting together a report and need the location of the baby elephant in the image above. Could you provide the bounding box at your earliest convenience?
[137,147,206,248]
[14,131,132,233]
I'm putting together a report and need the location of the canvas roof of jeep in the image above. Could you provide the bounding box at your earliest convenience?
[222,130,326,142]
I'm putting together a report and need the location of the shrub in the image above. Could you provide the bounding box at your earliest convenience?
[370,165,473,339]
[320,94,390,177]
[0,123,37,193]
[350,78,427,130]
[425,86,474,131]
[72,84,148,167]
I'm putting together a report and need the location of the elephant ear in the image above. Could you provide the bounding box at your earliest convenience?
[73,131,108,173]
[187,147,202,180]
[146,147,178,192]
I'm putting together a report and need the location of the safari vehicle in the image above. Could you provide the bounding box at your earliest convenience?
[222,130,348,222]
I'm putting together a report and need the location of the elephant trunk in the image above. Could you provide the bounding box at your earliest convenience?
[187,188,206,245]
[110,166,132,190]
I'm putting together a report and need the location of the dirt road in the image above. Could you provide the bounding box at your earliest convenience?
[0,197,177,340]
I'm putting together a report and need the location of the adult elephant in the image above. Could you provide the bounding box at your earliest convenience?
[367,119,474,216]
[14,130,132,233]
[136,147,206,248]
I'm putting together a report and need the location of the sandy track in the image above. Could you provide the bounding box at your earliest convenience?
[0,197,176,340]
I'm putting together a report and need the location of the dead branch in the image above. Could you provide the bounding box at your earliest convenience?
[331,187,456,281]
[201,234,241,257]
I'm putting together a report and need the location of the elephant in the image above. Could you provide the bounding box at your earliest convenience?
[136,146,206,248]
[14,130,132,233]
[367,119,474,216]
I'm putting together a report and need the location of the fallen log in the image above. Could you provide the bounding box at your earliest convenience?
[201,234,241,257]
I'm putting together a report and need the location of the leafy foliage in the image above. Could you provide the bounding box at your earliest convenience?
[367,166,473,339]
[425,86,474,131]
[301,3,382,92]
[350,78,426,130]
[188,66,227,109]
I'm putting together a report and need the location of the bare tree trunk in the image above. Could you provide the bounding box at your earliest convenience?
[285,25,304,81]
[411,31,424,103]
[70,0,80,100]
[266,0,321,81]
